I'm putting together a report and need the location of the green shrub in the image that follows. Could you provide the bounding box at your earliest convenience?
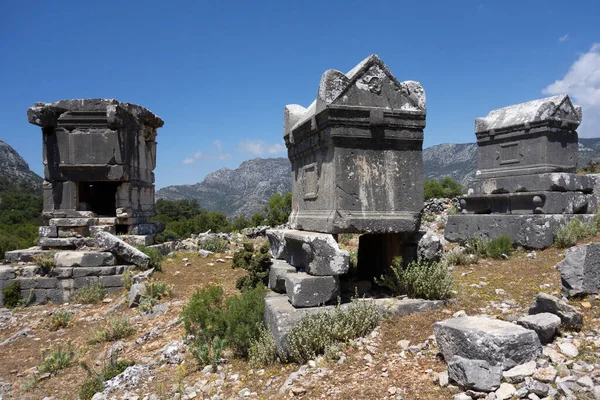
[554,217,597,248]
[79,355,134,399]
[421,213,436,223]
[181,284,267,368]
[465,236,490,258]
[249,326,277,366]
[31,253,55,271]
[136,245,163,272]
[263,192,292,227]
[233,243,272,291]
[39,341,74,374]
[486,234,513,259]
[89,318,136,344]
[286,300,379,363]
[138,296,157,313]
[446,205,459,216]
[146,280,172,299]
[445,250,478,266]
[74,283,105,304]
[424,177,463,200]
[79,376,104,400]
[47,311,72,331]
[121,270,135,290]
[376,257,454,300]
[199,236,229,253]
[2,281,21,308]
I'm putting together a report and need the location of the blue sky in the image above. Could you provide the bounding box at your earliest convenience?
[1,1,599,189]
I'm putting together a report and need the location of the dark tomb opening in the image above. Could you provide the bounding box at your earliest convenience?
[356,233,418,281]
[77,181,119,216]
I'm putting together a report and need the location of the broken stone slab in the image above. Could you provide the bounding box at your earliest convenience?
[264,292,444,356]
[0,266,16,281]
[528,292,583,330]
[121,235,154,247]
[54,251,116,268]
[267,229,349,276]
[284,273,339,307]
[447,355,502,392]
[269,260,297,293]
[95,232,150,269]
[445,214,596,249]
[433,316,542,370]
[502,361,536,383]
[72,267,117,278]
[3,247,50,263]
[469,173,595,195]
[517,313,561,344]
[558,243,600,298]
[39,237,89,249]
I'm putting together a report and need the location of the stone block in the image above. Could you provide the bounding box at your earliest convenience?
[55,251,116,268]
[459,192,597,215]
[447,355,502,392]
[115,265,137,274]
[89,225,116,235]
[20,265,40,277]
[120,235,154,247]
[129,223,159,235]
[284,273,339,308]
[433,316,542,370]
[558,243,600,298]
[0,266,16,280]
[268,260,297,293]
[49,218,98,227]
[445,214,596,249]
[149,241,176,256]
[517,313,561,344]
[528,292,583,330]
[73,276,99,288]
[469,173,595,195]
[95,232,150,269]
[18,277,58,290]
[58,226,90,238]
[4,248,50,263]
[72,267,117,278]
[267,229,349,275]
[39,226,58,238]
[99,275,124,288]
[39,237,85,249]
[51,267,73,278]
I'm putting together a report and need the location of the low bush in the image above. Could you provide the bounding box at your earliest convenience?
[74,283,105,304]
[554,217,597,248]
[465,236,490,258]
[136,245,163,272]
[47,311,72,331]
[31,253,55,272]
[79,355,134,399]
[445,249,478,266]
[181,284,267,368]
[2,281,21,308]
[248,327,277,367]
[424,177,463,200]
[89,318,136,344]
[486,234,513,259]
[146,280,172,299]
[232,242,272,291]
[199,236,229,253]
[376,257,454,300]
[39,341,74,374]
[286,299,379,363]
[121,270,135,290]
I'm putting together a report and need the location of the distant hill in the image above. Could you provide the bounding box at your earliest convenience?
[157,158,292,218]
[157,139,600,218]
[0,140,43,194]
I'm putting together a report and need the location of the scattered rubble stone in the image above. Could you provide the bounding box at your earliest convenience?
[528,292,583,330]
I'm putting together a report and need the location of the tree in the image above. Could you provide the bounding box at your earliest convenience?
[424,177,463,200]
[263,192,292,227]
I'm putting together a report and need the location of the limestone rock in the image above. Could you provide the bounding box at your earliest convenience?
[128,283,147,308]
[267,229,349,276]
[54,251,116,268]
[434,316,542,370]
[558,243,600,297]
[502,361,536,383]
[517,313,561,344]
[95,232,150,269]
[417,231,443,263]
[448,355,502,392]
[268,260,296,293]
[528,292,583,330]
[494,382,516,400]
[284,273,339,307]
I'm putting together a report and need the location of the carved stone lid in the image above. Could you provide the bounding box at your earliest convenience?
[284,55,426,138]
[475,94,582,135]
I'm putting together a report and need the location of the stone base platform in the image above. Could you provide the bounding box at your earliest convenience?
[445,214,597,249]
[265,292,445,355]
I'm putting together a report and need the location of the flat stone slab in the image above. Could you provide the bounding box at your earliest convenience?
[517,313,561,344]
[95,232,150,269]
[264,292,444,355]
[469,173,594,195]
[434,316,542,370]
[54,251,116,268]
[445,214,596,249]
[529,292,583,330]
[269,259,297,293]
[558,243,600,298]
[48,218,98,227]
[267,229,349,275]
[4,248,50,263]
[285,273,339,307]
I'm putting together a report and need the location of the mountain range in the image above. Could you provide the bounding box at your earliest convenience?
[0,140,43,194]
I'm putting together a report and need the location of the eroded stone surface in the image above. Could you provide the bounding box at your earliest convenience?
[448,356,502,392]
[268,260,297,293]
[284,273,339,308]
[529,292,583,330]
[517,313,561,344]
[95,232,150,269]
[558,243,600,298]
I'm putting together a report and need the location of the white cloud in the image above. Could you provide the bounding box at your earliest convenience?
[559,34,569,43]
[237,140,286,155]
[543,43,600,137]
[182,145,231,164]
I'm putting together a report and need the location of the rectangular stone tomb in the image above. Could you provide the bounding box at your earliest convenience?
[284,55,426,234]
[474,94,581,179]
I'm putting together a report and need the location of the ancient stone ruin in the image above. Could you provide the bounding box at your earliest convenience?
[445,94,597,249]
[0,99,163,306]
[265,55,441,353]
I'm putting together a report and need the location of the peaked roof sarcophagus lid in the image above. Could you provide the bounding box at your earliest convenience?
[283,55,427,235]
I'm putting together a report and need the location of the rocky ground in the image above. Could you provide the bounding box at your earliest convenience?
[2,222,600,399]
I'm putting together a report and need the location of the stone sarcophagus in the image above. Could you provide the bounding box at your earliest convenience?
[284,54,426,234]
[446,95,597,249]
[28,99,164,248]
